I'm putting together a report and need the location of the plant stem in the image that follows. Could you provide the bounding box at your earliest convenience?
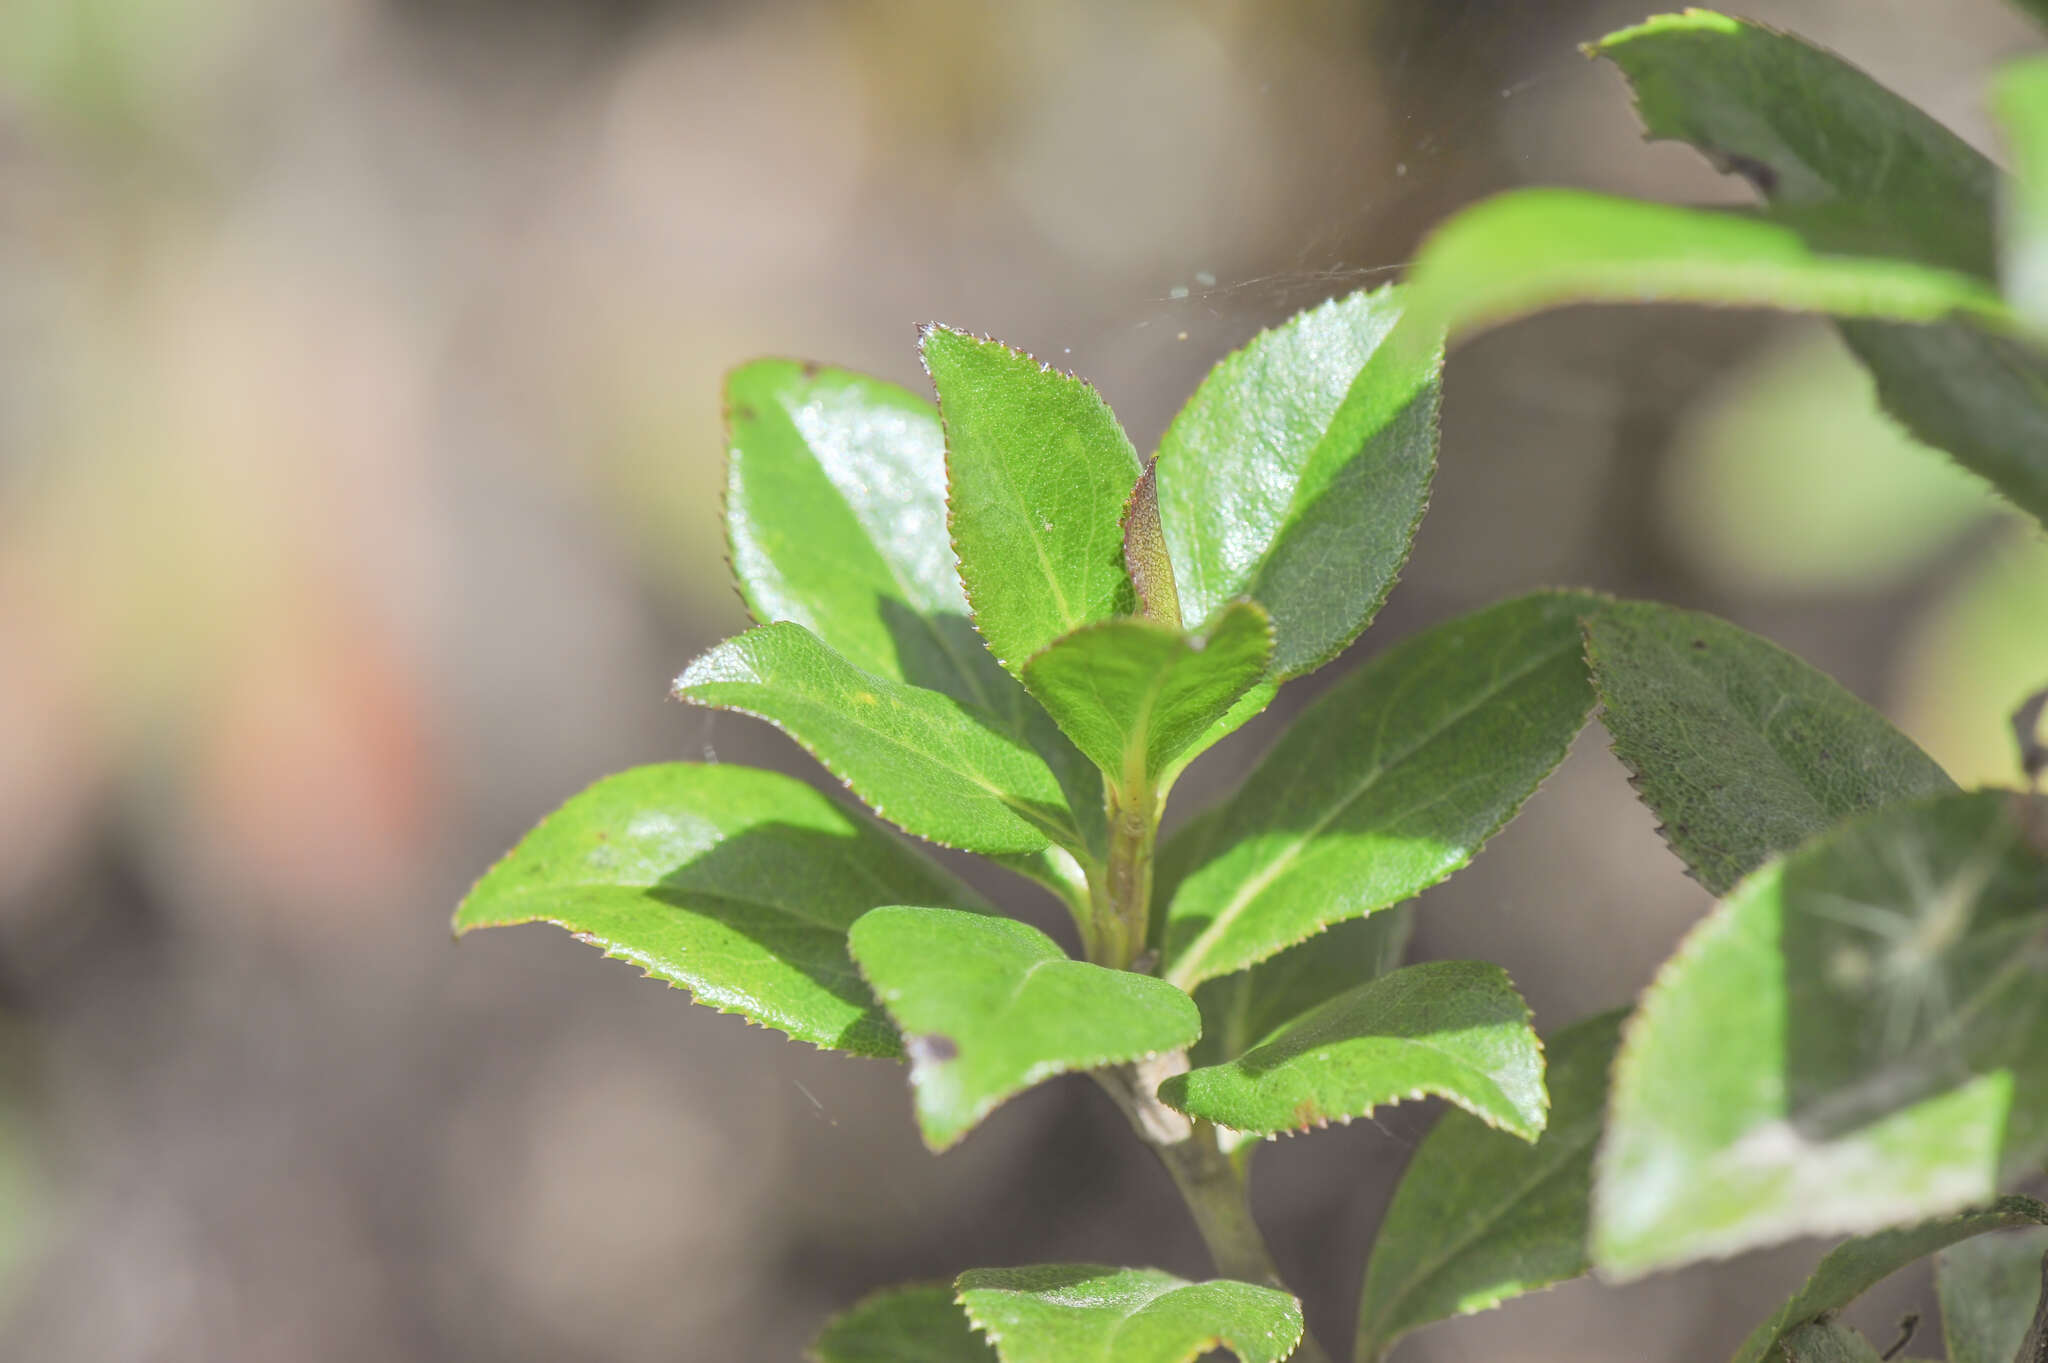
[1095,1061,1337,1363]
[1095,780,1158,969]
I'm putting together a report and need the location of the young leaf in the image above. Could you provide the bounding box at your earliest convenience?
[1021,603,1273,788]
[1779,1321,1888,1363]
[1161,591,1598,991]
[1594,11,2048,530]
[1585,600,1956,895]
[1997,59,2048,334]
[1595,791,2048,1278]
[1392,189,2012,349]
[723,358,1105,849]
[1153,286,1440,679]
[1122,459,1182,627]
[676,623,1082,856]
[1353,1010,1625,1363]
[1730,1197,2048,1363]
[921,326,1142,675]
[954,1265,1303,1363]
[810,1283,997,1363]
[846,907,1200,1151]
[1188,908,1414,1071]
[1159,960,1546,1142]
[1939,1223,2048,1363]
[452,763,981,1058]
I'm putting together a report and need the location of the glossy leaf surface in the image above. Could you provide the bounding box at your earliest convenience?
[1596,11,2048,529]
[1396,189,2010,350]
[1595,792,2048,1278]
[1355,1010,1623,1362]
[1161,960,1545,1141]
[1153,286,1440,679]
[1586,601,1955,895]
[922,326,1142,675]
[810,1283,996,1363]
[954,1265,1302,1363]
[1187,909,1413,1070]
[848,907,1200,1150]
[453,764,980,1057]
[1022,602,1273,786]
[1162,592,1597,990]
[1938,1221,2048,1363]
[677,623,1081,856]
[1731,1197,2048,1363]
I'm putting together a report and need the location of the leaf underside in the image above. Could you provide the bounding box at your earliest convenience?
[809,1282,997,1363]
[1937,1221,2048,1363]
[954,1265,1303,1363]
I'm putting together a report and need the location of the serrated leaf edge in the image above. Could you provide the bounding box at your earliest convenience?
[952,1270,1307,1363]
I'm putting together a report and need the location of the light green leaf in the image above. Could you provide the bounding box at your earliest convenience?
[676,623,1081,856]
[1021,602,1273,788]
[1939,1222,2048,1363]
[1395,189,2012,350]
[452,763,980,1058]
[722,358,1105,853]
[1585,600,1956,896]
[1594,11,2048,531]
[1188,908,1413,1071]
[1997,59,2048,334]
[1779,1321,1886,1363]
[847,907,1201,1151]
[954,1265,1303,1363]
[1154,286,1440,680]
[1594,791,2048,1278]
[1354,1010,1624,1363]
[810,1283,997,1363]
[1162,591,1598,991]
[921,326,1142,676]
[1160,960,1545,1141]
[1731,1197,2048,1363]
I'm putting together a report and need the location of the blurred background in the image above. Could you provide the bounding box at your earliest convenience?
[2,0,2045,1358]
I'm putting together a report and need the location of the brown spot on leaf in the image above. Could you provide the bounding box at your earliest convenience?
[908,1033,959,1064]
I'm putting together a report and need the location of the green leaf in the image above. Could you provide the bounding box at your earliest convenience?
[1153,285,1440,680]
[1188,908,1413,1070]
[810,1283,997,1363]
[1122,459,1182,627]
[921,326,1142,676]
[847,907,1201,1150]
[1160,960,1546,1141]
[1161,591,1598,991]
[1731,1197,2048,1363]
[1939,1222,2048,1363]
[1594,11,2048,531]
[1354,1010,1624,1363]
[1021,602,1273,788]
[954,1265,1303,1363]
[1778,1321,1886,1363]
[1395,189,2012,349]
[676,623,1081,856]
[1594,791,2048,1278]
[452,763,981,1058]
[1585,600,1956,896]
[1998,58,2048,334]
[722,358,1105,852]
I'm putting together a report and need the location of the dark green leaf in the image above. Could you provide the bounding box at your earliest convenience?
[1595,791,2048,1278]
[1585,600,1956,895]
[954,1265,1303,1363]
[1595,11,2048,529]
[810,1283,997,1363]
[1354,1011,1624,1363]
[921,326,1142,676]
[1779,1321,1886,1363]
[1939,1222,2048,1363]
[847,907,1201,1150]
[676,623,1082,856]
[1021,603,1273,788]
[1731,1198,2048,1363]
[452,763,980,1057]
[722,359,1106,853]
[1392,189,2011,347]
[1160,960,1545,1141]
[1161,592,1598,990]
[1188,908,1413,1071]
[1153,286,1440,680]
